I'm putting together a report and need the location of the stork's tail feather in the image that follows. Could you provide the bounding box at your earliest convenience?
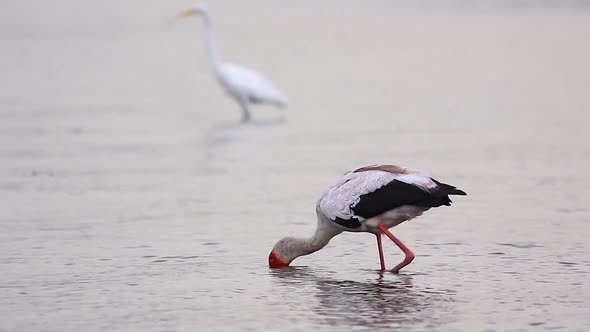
[446,186,466,196]
[432,179,467,196]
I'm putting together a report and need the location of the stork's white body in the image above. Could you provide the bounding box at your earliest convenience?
[269,164,466,273]
[318,167,438,233]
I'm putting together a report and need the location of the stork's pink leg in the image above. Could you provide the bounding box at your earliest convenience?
[375,234,386,271]
[377,224,415,274]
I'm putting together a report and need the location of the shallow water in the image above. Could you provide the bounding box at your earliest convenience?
[1,1,590,331]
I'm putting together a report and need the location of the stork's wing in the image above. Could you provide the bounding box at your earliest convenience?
[318,165,465,228]
[353,164,408,174]
[319,169,395,221]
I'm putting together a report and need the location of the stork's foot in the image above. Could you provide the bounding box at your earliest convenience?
[390,251,415,274]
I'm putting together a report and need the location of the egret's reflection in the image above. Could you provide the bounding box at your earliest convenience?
[206,117,285,150]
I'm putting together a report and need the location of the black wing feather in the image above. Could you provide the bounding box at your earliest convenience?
[331,178,466,229]
[352,179,465,220]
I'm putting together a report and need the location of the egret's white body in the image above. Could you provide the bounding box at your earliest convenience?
[180,6,287,121]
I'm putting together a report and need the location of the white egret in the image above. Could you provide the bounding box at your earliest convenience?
[179,6,288,122]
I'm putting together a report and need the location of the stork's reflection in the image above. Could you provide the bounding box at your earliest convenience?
[270,267,456,329]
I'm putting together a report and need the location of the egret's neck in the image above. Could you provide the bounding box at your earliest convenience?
[200,12,222,69]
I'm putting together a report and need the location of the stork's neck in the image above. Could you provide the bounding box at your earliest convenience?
[291,214,342,259]
[200,11,222,69]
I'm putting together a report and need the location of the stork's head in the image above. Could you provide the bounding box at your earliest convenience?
[268,237,301,268]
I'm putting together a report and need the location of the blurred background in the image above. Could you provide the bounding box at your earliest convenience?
[1,1,589,331]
